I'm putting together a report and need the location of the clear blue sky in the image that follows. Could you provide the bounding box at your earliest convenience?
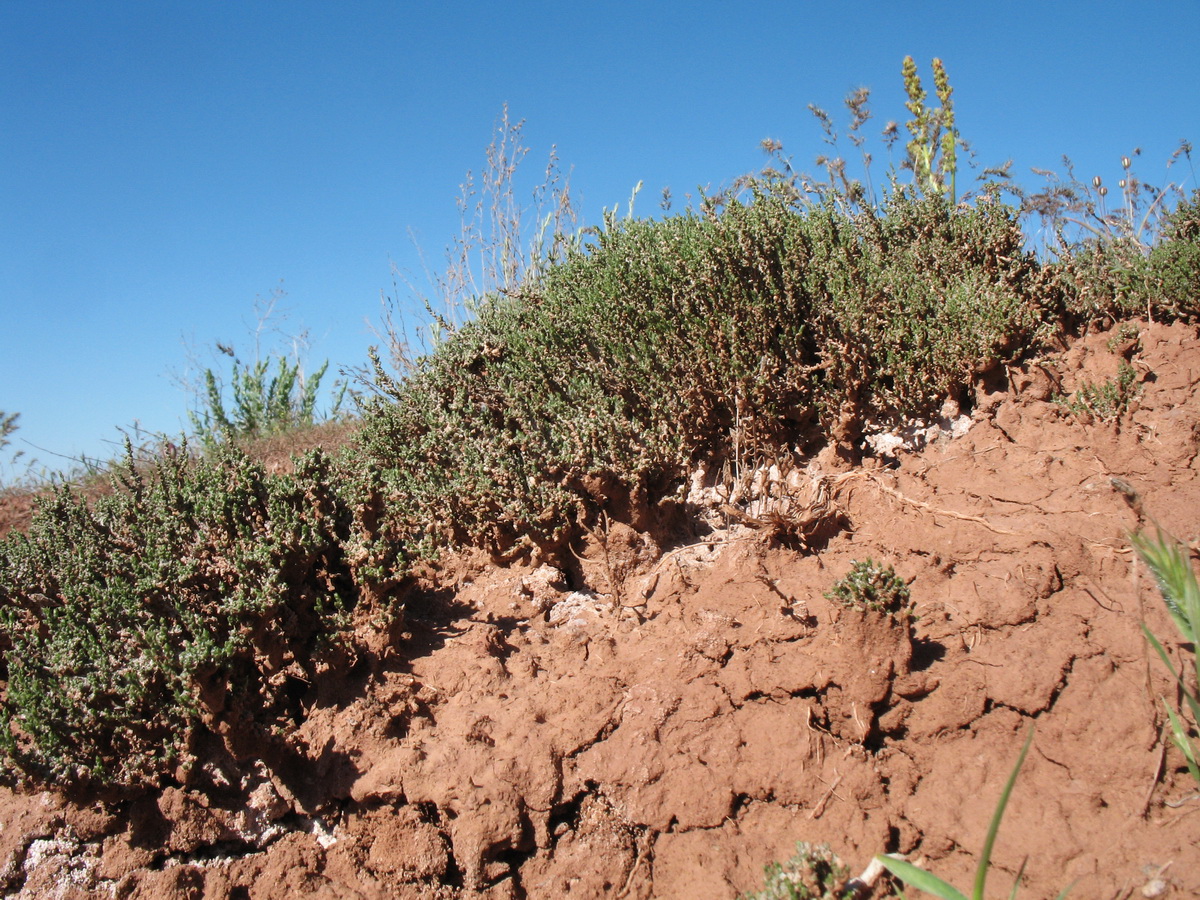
[2,1,1197,477]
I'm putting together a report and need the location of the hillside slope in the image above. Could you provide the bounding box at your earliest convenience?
[1,319,1198,898]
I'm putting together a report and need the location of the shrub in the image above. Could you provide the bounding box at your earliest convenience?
[357,188,1051,560]
[1022,153,1200,326]
[3,66,1188,798]
[1145,188,1200,321]
[797,189,1051,431]
[357,196,821,556]
[0,442,371,787]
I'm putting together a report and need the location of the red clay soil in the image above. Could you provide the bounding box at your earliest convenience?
[2,320,1199,899]
[0,490,35,541]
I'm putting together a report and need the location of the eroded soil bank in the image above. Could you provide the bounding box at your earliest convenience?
[2,320,1199,899]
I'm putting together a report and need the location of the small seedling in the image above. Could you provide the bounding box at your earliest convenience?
[825,559,913,617]
[1105,322,1141,355]
[1057,361,1140,422]
[740,842,854,900]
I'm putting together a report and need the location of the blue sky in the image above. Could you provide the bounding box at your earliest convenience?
[2,1,1197,477]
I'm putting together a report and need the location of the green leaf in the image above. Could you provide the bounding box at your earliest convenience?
[1007,857,1029,900]
[1143,623,1183,685]
[876,855,968,900]
[1164,701,1200,784]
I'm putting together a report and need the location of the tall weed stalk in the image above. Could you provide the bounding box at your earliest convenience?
[377,104,580,372]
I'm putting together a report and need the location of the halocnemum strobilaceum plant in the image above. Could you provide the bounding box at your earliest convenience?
[825,558,913,617]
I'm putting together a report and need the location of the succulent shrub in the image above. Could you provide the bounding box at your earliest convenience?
[0,442,372,787]
[356,188,1052,560]
[1145,188,1200,321]
[1050,210,1200,326]
[825,559,912,616]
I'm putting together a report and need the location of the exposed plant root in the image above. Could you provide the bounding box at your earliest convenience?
[861,471,1020,536]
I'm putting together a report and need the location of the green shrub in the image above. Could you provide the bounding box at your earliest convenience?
[357,188,1050,559]
[797,190,1050,428]
[1,70,1189,798]
[825,559,913,616]
[1032,173,1200,326]
[1145,188,1200,321]
[0,442,370,787]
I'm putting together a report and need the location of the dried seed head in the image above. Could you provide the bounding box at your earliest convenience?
[1093,176,1103,188]
[1099,186,1109,197]
[1122,156,1131,169]
[1119,179,1127,189]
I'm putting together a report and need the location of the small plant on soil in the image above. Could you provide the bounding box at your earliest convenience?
[1134,528,1200,785]
[1105,322,1141,354]
[825,559,913,617]
[878,728,1073,899]
[1057,360,1141,422]
[740,842,854,900]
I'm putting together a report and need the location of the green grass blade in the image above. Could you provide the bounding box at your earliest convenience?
[1007,857,1029,900]
[974,726,1034,900]
[1143,624,1185,690]
[1133,530,1200,644]
[1163,701,1200,784]
[1143,622,1200,725]
[876,855,969,900]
